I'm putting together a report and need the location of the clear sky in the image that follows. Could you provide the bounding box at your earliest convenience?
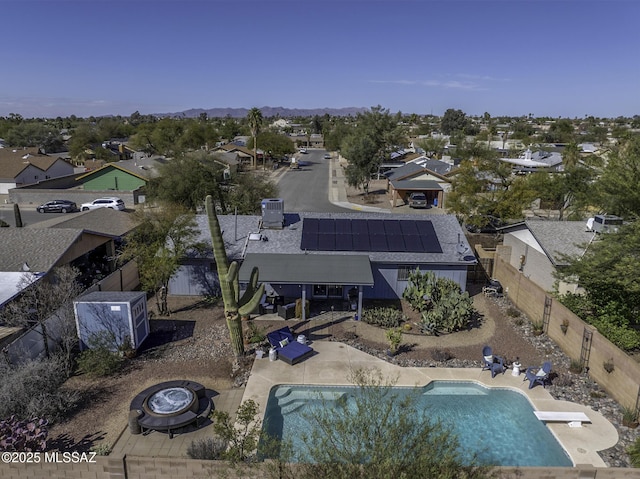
[2,0,639,119]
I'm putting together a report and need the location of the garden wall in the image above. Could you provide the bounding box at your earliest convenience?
[3,456,640,479]
[492,250,640,410]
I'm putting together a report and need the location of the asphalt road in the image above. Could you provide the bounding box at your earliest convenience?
[276,149,350,213]
[0,204,77,227]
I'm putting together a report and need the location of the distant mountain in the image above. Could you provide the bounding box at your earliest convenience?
[158,106,368,118]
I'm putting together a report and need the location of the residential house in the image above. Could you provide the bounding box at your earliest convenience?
[0,147,75,194]
[212,143,254,168]
[74,163,148,193]
[169,208,476,319]
[384,159,455,208]
[499,149,563,173]
[500,220,596,294]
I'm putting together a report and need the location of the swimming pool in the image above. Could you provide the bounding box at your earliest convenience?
[261,381,573,467]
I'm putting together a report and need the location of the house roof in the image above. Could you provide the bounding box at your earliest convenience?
[386,159,454,181]
[193,211,475,266]
[239,253,374,285]
[214,144,253,158]
[26,208,139,238]
[505,220,596,266]
[0,148,68,179]
[75,163,149,182]
[0,228,84,273]
[389,179,443,191]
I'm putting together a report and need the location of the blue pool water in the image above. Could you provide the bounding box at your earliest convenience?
[261,381,573,467]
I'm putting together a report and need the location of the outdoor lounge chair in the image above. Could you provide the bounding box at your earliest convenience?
[524,361,552,389]
[481,345,505,378]
[267,326,314,365]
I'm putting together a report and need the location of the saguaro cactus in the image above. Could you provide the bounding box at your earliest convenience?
[205,195,264,357]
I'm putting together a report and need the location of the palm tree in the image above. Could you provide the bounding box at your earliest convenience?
[247,107,263,169]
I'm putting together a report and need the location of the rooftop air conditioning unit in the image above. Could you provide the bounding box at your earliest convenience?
[261,198,284,230]
[590,214,623,234]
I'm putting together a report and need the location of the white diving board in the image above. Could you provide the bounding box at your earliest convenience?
[534,411,591,428]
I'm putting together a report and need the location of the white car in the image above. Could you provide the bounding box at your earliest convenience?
[80,197,125,211]
[299,148,307,154]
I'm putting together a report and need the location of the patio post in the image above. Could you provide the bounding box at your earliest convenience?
[302,287,307,321]
[357,285,363,320]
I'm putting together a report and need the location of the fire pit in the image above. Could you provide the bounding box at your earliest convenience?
[130,380,210,438]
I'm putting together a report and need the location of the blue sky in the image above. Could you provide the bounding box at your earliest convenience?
[2,0,639,119]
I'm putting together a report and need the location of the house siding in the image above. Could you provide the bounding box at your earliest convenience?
[503,235,556,292]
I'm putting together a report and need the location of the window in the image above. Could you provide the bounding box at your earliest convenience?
[313,284,327,297]
[397,265,418,281]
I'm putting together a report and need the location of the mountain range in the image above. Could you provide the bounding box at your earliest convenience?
[159,106,368,118]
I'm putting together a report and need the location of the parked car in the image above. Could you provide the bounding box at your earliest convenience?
[299,148,307,154]
[323,153,331,159]
[408,192,428,209]
[36,199,78,213]
[80,197,125,211]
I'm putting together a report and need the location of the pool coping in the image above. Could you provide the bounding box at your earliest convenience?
[242,340,618,468]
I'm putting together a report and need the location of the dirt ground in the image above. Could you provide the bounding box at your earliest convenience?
[48,289,543,452]
[345,179,392,208]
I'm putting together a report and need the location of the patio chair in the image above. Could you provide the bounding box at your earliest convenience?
[524,361,552,389]
[481,345,505,378]
[267,326,314,366]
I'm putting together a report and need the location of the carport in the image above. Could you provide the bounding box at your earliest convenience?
[388,179,443,208]
[238,253,374,320]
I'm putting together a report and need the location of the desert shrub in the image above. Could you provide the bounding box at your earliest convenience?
[77,332,124,377]
[569,359,583,374]
[590,317,640,351]
[90,442,113,456]
[246,322,267,344]
[553,373,573,388]
[361,307,406,328]
[0,355,79,423]
[431,349,454,362]
[186,436,228,460]
[0,219,9,227]
[0,416,48,451]
[628,437,640,467]
[212,399,262,463]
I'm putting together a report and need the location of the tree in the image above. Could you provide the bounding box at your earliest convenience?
[0,266,83,373]
[417,136,448,159]
[596,135,640,219]
[255,131,296,160]
[120,204,204,315]
[268,368,491,479]
[342,106,406,195]
[205,195,264,357]
[440,108,469,135]
[146,153,225,211]
[447,142,534,224]
[247,108,263,169]
[4,122,64,151]
[225,172,278,215]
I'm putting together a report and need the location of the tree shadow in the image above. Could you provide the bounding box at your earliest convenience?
[49,431,106,453]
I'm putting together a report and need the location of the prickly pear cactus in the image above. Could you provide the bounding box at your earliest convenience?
[205,195,264,356]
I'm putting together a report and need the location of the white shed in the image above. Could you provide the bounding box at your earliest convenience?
[74,291,149,351]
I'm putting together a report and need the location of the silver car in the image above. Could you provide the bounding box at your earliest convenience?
[408,192,427,208]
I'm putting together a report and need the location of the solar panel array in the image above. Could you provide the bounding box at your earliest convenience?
[300,218,442,253]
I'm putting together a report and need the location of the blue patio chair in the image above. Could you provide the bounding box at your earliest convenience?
[481,345,505,378]
[524,361,552,389]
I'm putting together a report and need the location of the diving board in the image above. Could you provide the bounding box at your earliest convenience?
[534,411,591,427]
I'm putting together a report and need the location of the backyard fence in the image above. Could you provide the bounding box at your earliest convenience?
[2,261,140,365]
[491,249,640,412]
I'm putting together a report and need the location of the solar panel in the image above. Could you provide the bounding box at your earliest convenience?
[399,220,419,236]
[404,235,424,252]
[335,234,353,251]
[318,218,335,234]
[352,234,370,251]
[421,235,443,253]
[386,234,405,252]
[303,217,319,233]
[368,219,385,235]
[383,220,402,236]
[351,219,369,235]
[300,232,318,251]
[369,234,388,251]
[335,218,352,234]
[415,220,435,236]
[318,233,336,251]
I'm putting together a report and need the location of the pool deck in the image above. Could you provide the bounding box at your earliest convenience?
[243,341,618,468]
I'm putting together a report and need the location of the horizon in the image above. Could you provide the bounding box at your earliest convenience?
[2,1,639,119]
